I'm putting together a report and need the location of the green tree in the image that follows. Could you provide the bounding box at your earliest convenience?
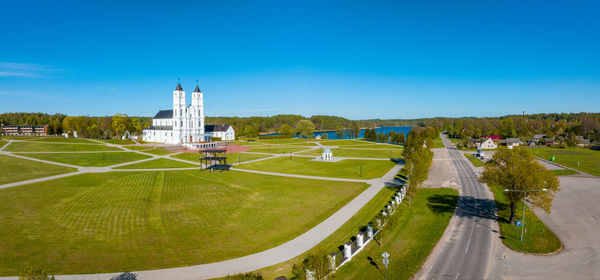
[321,133,328,139]
[19,265,55,280]
[112,113,130,138]
[290,253,333,280]
[296,120,315,138]
[351,121,361,138]
[481,148,559,223]
[278,124,292,137]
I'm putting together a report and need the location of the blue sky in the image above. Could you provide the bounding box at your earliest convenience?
[1,0,599,119]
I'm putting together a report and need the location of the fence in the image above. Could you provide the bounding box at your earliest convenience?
[305,184,407,280]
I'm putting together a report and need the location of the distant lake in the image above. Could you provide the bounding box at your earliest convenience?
[263,126,412,140]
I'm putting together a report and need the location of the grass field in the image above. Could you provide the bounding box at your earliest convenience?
[115,158,198,169]
[551,169,579,176]
[0,170,368,275]
[4,141,121,152]
[16,152,151,167]
[171,152,273,164]
[0,140,6,148]
[336,144,400,149]
[123,145,153,150]
[334,188,458,279]
[247,146,310,154]
[0,155,77,185]
[319,139,366,146]
[237,156,397,179]
[141,147,174,155]
[297,147,403,159]
[96,139,135,145]
[490,186,561,254]
[30,137,96,143]
[255,138,318,145]
[248,186,398,279]
[527,147,600,176]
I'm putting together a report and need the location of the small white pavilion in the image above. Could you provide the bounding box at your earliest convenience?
[322,147,333,161]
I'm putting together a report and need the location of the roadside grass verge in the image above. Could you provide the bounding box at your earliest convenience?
[0,170,368,275]
[171,152,272,164]
[115,158,197,169]
[4,141,121,152]
[490,186,561,254]
[0,154,77,184]
[527,147,600,176]
[433,135,445,148]
[16,152,151,167]
[464,153,485,167]
[334,188,458,279]
[297,147,403,159]
[244,186,399,279]
[551,169,579,176]
[237,156,397,179]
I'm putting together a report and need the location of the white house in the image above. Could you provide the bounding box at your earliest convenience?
[143,83,235,144]
[322,147,333,161]
[478,138,497,150]
[205,125,235,141]
[506,138,522,149]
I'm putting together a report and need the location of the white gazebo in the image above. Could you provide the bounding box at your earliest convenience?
[322,147,332,161]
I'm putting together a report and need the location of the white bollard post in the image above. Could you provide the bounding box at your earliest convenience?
[367,224,374,239]
[387,205,392,212]
[343,241,352,259]
[357,232,364,247]
[382,210,388,216]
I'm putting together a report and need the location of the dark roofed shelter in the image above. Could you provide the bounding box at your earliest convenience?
[199,148,229,171]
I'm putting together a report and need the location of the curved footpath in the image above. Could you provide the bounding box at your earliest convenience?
[0,139,404,280]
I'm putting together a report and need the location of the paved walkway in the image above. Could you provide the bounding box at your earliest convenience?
[0,139,403,279]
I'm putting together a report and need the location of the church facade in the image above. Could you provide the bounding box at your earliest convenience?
[142,83,234,144]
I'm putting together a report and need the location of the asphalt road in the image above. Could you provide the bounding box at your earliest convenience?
[422,134,497,279]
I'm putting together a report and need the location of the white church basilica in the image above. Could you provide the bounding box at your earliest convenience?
[142,83,235,144]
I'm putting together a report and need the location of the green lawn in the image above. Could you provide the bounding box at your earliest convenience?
[0,170,368,275]
[237,156,397,179]
[248,146,310,154]
[297,147,403,159]
[551,169,579,176]
[319,139,366,146]
[96,139,135,145]
[123,145,153,150]
[528,147,600,176]
[4,141,121,152]
[0,140,6,148]
[171,152,273,164]
[0,155,77,185]
[142,147,174,155]
[248,186,399,279]
[15,152,151,167]
[337,144,400,149]
[465,153,485,167]
[490,186,561,254]
[255,138,318,145]
[30,137,96,143]
[115,158,198,169]
[334,188,458,279]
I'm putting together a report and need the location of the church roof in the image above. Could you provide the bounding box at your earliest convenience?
[194,85,201,92]
[153,109,173,119]
[175,83,183,91]
[205,124,231,132]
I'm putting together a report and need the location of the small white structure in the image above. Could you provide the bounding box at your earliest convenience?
[478,138,497,150]
[322,147,333,161]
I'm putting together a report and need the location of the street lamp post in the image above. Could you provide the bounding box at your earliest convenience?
[504,188,548,242]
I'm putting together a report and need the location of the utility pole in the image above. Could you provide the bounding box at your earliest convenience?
[504,188,548,241]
